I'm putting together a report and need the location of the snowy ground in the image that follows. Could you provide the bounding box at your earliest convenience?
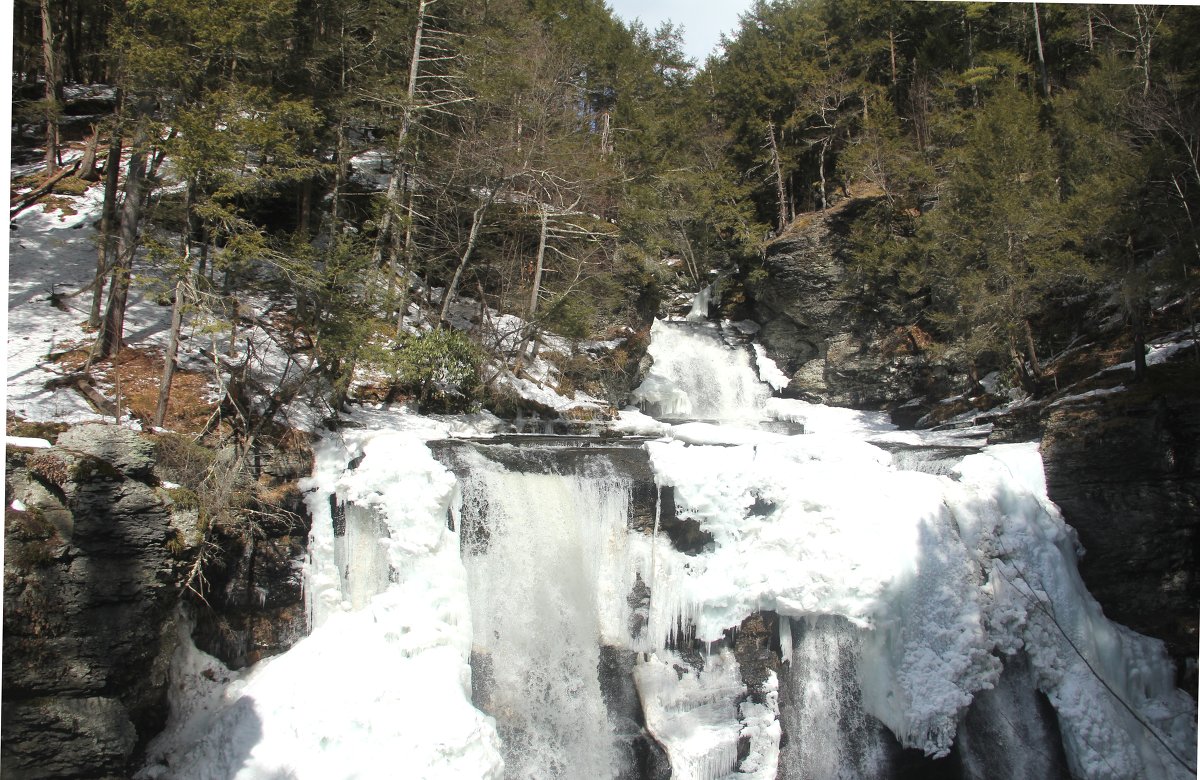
[4,160,610,437]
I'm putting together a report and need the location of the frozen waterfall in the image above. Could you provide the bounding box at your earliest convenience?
[140,294,1196,780]
[630,318,772,421]
[452,446,636,779]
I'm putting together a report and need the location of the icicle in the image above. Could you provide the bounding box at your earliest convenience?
[648,473,662,650]
[778,615,792,665]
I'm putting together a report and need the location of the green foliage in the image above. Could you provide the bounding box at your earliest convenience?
[165,486,201,512]
[385,329,484,414]
[542,293,596,340]
[18,0,1198,409]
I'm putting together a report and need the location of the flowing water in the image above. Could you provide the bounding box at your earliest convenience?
[142,311,1198,780]
[779,616,892,779]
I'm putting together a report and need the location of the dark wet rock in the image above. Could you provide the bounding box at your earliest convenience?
[732,612,782,706]
[957,653,1071,780]
[1040,371,1199,690]
[743,198,968,413]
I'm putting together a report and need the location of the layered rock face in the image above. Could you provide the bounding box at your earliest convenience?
[3,426,189,779]
[745,198,964,413]
[3,424,316,777]
[1040,374,1199,691]
[189,433,314,670]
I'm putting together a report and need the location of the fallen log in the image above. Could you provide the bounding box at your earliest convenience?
[10,159,82,219]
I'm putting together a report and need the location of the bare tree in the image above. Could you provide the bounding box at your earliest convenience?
[39,0,60,173]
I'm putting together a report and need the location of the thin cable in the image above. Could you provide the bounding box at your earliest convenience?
[992,547,1196,774]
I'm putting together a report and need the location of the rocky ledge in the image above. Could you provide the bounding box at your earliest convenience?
[1039,363,1199,693]
[3,422,315,778]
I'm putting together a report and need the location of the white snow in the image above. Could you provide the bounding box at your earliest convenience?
[7,184,122,423]
[140,421,505,779]
[1049,385,1128,408]
[751,344,790,391]
[5,436,52,449]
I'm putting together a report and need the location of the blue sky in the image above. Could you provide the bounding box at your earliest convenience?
[606,0,756,64]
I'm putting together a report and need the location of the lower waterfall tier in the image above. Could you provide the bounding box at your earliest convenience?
[137,408,1196,780]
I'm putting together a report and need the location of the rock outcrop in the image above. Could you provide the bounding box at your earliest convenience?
[3,423,317,777]
[3,425,191,779]
[1039,365,1199,691]
[176,430,315,670]
[745,198,965,413]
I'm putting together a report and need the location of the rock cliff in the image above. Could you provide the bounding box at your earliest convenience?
[1039,364,1199,692]
[3,425,190,779]
[745,198,965,414]
[2,423,315,777]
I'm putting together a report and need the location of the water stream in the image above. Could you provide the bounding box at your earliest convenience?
[141,311,1198,780]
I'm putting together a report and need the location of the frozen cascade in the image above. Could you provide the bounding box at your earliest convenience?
[330,503,392,611]
[630,319,772,420]
[634,650,745,780]
[138,431,505,779]
[779,616,891,780]
[140,290,1196,780]
[452,446,639,779]
[686,285,713,322]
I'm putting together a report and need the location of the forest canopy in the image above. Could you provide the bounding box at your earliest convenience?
[11,0,1200,408]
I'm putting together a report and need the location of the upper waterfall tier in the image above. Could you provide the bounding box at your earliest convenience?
[630,318,773,421]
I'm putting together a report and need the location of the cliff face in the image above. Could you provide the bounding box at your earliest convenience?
[745,199,965,415]
[2,423,316,778]
[3,425,190,779]
[1039,366,1200,692]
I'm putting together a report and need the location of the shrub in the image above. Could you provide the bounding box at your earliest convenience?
[390,329,484,413]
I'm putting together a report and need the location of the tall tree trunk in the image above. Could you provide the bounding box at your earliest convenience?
[372,0,429,275]
[1032,3,1050,98]
[439,202,488,324]
[330,122,348,230]
[766,120,787,231]
[1131,299,1148,382]
[817,138,829,210]
[91,115,122,329]
[298,178,313,237]
[1126,234,1148,382]
[153,279,185,428]
[395,176,418,335]
[40,0,59,174]
[97,108,152,359]
[513,207,550,371]
[1023,318,1043,379]
[888,29,898,87]
[528,205,548,319]
[1168,174,1200,360]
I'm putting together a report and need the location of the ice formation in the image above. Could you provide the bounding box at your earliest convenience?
[143,308,1195,780]
[139,427,505,779]
[630,319,771,420]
